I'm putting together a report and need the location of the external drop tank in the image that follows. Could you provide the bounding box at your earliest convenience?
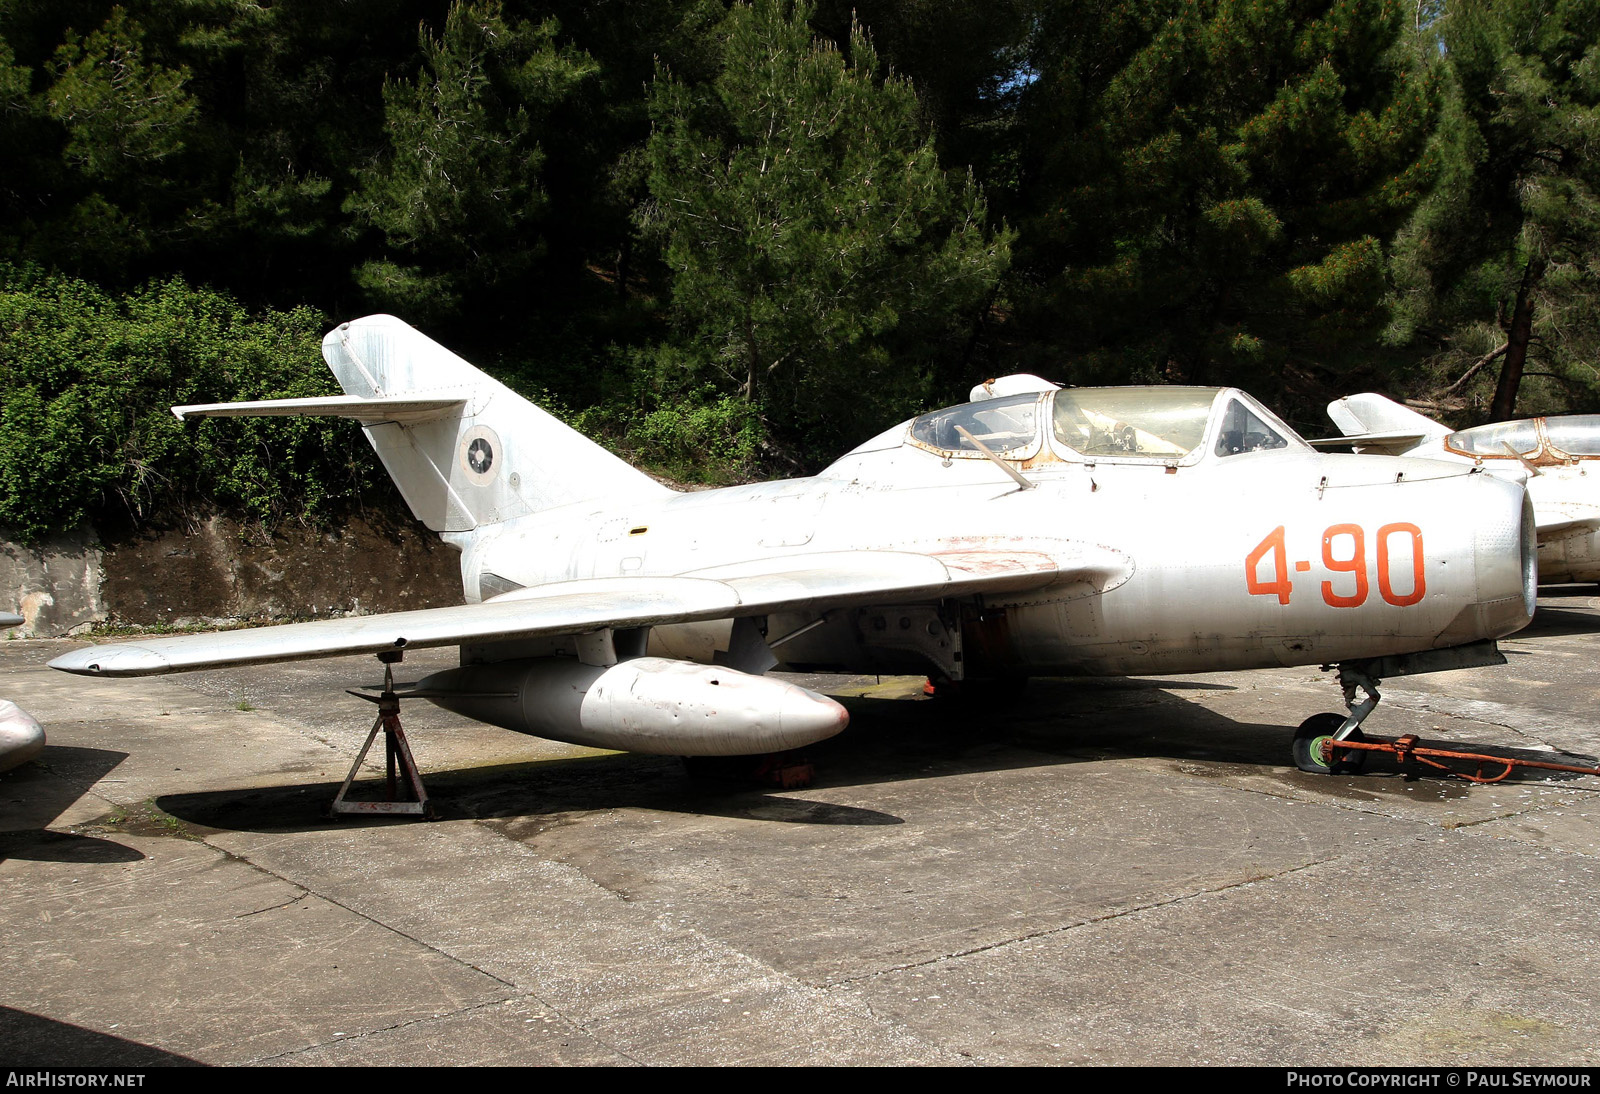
[418,655,849,755]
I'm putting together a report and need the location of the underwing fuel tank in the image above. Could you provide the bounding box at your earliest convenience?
[417,656,849,756]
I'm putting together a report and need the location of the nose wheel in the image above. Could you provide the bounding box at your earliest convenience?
[1290,642,1526,778]
[1292,713,1369,775]
[1293,663,1381,775]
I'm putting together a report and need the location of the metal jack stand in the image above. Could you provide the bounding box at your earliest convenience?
[330,650,436,820]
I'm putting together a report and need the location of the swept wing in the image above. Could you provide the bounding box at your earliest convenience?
[48,548,1096,678]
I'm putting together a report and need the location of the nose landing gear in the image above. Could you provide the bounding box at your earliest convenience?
[1291,641,1506,776]
[1293,714,1369,775]
[1292,665,1379,775]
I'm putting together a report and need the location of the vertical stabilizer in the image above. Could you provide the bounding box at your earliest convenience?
[318,316,671,532]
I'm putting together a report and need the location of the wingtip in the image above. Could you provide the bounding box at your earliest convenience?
[48,646,170,677]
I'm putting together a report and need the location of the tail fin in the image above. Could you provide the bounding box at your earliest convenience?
[1325,393,1450,455]
[175,314,671,532]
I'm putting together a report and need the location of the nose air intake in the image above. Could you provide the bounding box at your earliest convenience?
[1481,489,1538,634]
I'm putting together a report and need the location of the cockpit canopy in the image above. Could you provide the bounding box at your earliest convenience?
[1446,415,1600,462]
[906,386,1300,465]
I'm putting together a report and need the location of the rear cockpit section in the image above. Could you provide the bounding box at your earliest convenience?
[1446,415,1600,466]
[901,384,1307,468]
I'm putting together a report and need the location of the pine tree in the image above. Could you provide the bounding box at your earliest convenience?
[0,5,205,279]
[1396,0,1600,420]
[641,0,1012,461]
[1009,0,1438,412]
[345,1,596,321]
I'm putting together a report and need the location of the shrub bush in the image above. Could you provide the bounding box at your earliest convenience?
[0,266,377,540]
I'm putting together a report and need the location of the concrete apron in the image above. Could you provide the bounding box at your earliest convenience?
[2,591,1599,1065]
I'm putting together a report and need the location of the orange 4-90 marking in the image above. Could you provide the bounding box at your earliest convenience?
[1246,524,1425,608]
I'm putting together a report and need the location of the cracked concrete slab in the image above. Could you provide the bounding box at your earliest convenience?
[505,765,1412,984]
[831,828,1600,1066]
[0,833,511,1065]
[202,822,944,1065]
[268,996,633,1067]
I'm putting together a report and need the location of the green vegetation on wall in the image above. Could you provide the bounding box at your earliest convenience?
[0,266,374,540]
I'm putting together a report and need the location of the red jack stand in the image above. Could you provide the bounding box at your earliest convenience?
[331,650,436,820]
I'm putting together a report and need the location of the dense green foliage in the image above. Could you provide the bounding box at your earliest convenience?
[1392,0,1600,419]
[0,0,1596,540]
[1009,0,1439,405]
[347,3,598,321]
[0,266,374,539]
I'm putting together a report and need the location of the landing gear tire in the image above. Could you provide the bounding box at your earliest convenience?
[1292,714,1368,775]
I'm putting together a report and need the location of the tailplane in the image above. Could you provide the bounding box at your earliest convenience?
[1324,393,1451,456]
[175,314,671,532]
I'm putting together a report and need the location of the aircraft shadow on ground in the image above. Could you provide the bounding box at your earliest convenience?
[151,676,1598,834]
[1536,585,1600,599]
[827,678,1600,786]
[1516,605,1600,639]
[0,745,145,864]
[0,1006,202,1067]
[0,828,144,864]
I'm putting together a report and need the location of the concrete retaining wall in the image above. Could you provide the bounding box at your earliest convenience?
[1,515,463,637]
[0,531,105,636]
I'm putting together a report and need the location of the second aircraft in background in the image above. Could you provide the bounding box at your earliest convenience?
[1318,393,1600,585]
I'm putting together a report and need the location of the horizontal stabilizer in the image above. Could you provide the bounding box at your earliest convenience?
[173,315,671,533]
[1327,394,1448,452]
[48,547,1096,678]
[173,394,467,425]
[1305,430,1430,455]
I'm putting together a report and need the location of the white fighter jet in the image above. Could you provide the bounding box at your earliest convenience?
[1318,393,1600,585]
[49,317,1536,785]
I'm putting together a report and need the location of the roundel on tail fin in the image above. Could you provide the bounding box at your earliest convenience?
[460,425,501,486]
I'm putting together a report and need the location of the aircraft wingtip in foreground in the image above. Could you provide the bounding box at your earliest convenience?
[50,316,1539,806]
[1,611,45,773]
[1318,392,1600,586]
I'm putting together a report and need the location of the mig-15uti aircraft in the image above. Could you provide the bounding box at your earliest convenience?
[1317,393,1600,586]
[49,316,1536,802]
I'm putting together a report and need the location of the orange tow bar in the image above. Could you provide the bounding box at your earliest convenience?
[1321,733,1600,785]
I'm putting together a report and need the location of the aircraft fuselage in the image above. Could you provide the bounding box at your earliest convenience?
[460,444,1534,681]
